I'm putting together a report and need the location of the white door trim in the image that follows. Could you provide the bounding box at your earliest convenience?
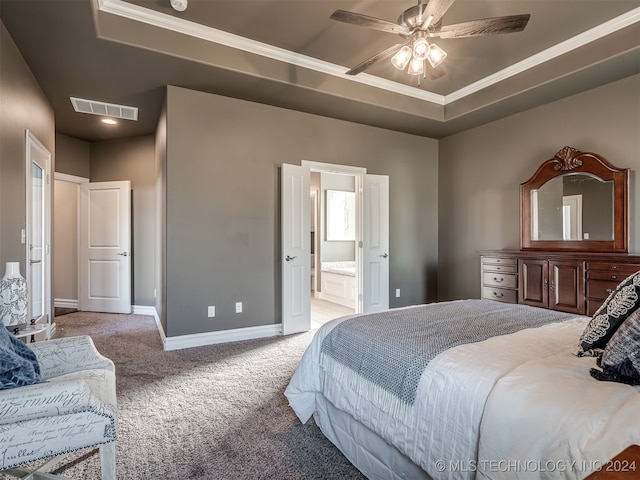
[25,130,52,339]
[53,173,89,310]
[302,161,366,313]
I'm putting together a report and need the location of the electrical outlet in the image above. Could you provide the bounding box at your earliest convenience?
[395,289,400,298]
[235,302,242,313]
[207,306,215,317]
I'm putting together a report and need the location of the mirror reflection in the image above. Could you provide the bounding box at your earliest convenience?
[326,190,356,241]
[531,173,614,241]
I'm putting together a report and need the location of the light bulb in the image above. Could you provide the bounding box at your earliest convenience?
[391,46,412,71]
[426,44,447,68]
[412,37,430,61]
[407,57,424,76]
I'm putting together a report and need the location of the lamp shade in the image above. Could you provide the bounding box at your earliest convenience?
[407,58,424,76]
[426,43,447,68]
[391,46,412,71]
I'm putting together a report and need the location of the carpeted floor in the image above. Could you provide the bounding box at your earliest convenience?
[37,312,365,479]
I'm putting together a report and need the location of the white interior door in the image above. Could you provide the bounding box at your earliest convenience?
[362,174,389,312]
[281,164,310,335]
[25,131,51,336]
[79,181,132,313]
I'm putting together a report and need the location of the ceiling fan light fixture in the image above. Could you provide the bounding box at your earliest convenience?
[407,57,424,76]
[426,43,447,68]
[412,37,430,61]
[391,46,412,70]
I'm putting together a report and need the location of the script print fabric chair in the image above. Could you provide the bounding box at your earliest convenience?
[0,335,117,479]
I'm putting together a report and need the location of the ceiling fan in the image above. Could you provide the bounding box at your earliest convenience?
[330,0,530,78]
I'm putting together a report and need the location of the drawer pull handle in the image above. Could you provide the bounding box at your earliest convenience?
[612,266,617,270]
[606,288,613,294]
[493,277,504,283]
[611,275,617,280]
[493,292,504,298]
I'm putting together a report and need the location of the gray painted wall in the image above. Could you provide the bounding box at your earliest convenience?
[0,20,54,275]
[163,86,439,337]
[155,104,168,332]
[438,74,640,301]
[55,134,90,178]
[90,136,156,306]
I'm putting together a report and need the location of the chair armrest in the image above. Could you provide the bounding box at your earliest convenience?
[30,335,115,379]
[0,374,115,425]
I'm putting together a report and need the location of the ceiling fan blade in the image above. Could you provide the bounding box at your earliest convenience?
[419,0,456,28]
[345,43,406,76]
[331,10,411,35]
[435,14,531,38]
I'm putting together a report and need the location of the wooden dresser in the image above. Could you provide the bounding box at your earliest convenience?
[479,250,640,315]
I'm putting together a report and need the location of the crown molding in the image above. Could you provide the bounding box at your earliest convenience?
[445,7,640,103]
[97,0,444,105]
[98,0,639,108]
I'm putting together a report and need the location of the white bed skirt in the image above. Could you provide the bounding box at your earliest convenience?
[313,395,432,480]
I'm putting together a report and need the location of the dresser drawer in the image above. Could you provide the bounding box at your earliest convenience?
[587,263,640,276]
[482,256,517,267]
[482,286,517,304]
[482,263,517,274]
[482,272,517,289]
[587,279,618,301]
[587,270,628,283]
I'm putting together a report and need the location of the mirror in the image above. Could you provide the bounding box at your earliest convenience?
[326,190,356,241]
[532,174,614,241]
[521,147,629,252]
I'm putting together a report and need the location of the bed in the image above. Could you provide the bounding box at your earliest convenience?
[285,299,640,480]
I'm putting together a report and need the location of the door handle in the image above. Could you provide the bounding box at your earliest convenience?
[285,255,297,262]
[29,259,42,264]
[379,253,389,258]
[117,252,128,256]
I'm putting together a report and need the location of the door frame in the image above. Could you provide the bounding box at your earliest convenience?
[25,130,52,338]
[302,160,367,313]
[53,173,89,310]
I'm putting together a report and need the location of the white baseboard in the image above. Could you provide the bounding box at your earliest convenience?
[132,305,157,316]
[63,303,281,351]
[54,298,78,309]
[163,323,283,351]
[137,305,167,346]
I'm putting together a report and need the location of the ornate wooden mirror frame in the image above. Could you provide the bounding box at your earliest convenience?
[520,146,630,252]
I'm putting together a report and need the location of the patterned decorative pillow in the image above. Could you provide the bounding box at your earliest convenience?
[0,321,41,389]
[577,270,640,357]
[590,308,640,385]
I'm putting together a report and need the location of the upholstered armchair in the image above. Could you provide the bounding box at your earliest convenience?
[0,335,117,479]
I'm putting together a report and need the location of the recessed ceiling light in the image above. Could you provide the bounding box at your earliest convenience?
[101,118,118,125]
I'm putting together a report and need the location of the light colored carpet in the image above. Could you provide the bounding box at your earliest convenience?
[35,312,365,479]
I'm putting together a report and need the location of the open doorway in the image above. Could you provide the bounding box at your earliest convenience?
[310,170,357,326]
[281,161,388,335]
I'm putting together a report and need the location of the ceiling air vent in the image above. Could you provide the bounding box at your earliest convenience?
[70,97,138,121]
